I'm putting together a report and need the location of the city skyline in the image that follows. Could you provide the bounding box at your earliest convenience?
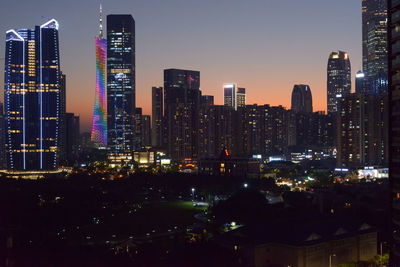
[0,0,362,131]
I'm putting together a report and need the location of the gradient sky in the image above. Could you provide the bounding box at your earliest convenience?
[0,0,362,132]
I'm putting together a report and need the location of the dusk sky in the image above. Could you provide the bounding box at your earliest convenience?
[0,0,362,132]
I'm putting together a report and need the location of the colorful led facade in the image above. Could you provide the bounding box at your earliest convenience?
[91,5,107,147]
[91,37,107,146]
[4,19,61,171]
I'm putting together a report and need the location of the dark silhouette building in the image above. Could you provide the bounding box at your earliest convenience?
[64,113,80,166]
[4,19,61,171]
[151,87,163,148]
[388,0,400,265]
[107,14,135,155]
[291,84,313,113]
[327,51,352,113]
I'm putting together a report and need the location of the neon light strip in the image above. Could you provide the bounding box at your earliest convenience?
[22,35,26,170]
[39,28,43,169]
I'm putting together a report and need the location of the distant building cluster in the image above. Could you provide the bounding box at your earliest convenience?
[0,0,389,178]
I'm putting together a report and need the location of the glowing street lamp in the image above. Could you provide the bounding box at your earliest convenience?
[191,188,195,201]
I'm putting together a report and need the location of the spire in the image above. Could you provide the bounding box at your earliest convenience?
[99,4,103,38]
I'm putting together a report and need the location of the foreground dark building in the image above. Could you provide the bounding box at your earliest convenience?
[389,0,400,265]
[4,19,61,171]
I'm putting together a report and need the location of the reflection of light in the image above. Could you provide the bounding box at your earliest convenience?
[356,72,365,78]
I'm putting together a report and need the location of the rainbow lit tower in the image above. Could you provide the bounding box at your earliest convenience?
[91,4,107,147]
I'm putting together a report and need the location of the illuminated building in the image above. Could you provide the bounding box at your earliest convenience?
[223,83,237,110]
[237,88,246,108]
[327,51,351,113]
[355,71,366,94]
[388,1,400,264]
[291,84,313,113]
[164,69,201,161]
[4,19,61,171]
[0,103,5,169]
[362,0,388,95]
[91,5,107,147]
[107,14,135,155]
[336,93,387,169]
[59,73,67,164]
[151,86,163,148]
[134,108,151,148]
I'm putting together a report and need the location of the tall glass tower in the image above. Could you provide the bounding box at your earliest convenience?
[107,14,135,154]
[362,0,388,95]
[327,51,352,113]
[91,5,107,147]
[4,19,61,171]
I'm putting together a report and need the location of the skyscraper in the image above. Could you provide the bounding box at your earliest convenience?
[291,84,313,113]
[237,88,246,108]
[4,19,61,171]
[224,83,237,110]
[388,1,400,264]
[327,51,352,113]
[355,71,366,94]
[65,113,80,166]
[91,5,107,147]
[164,69,201,160]
[107,14,135,155]
[151,86,163,148]
[362,0,388,95]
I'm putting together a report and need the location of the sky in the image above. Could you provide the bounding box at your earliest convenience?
[0,0,362,132]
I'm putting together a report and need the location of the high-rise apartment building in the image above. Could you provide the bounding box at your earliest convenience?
[91,5,107,147]
[107,14,135,154]
[327,51,352,113]
[291,84,313,113]
[65,113,80,166]
[151,86,163,148]
[362,0,388,95]
[164,69,201,161]
[4,19,61,171]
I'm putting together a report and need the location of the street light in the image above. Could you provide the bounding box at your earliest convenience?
[191,188,195,201]
[329,254,336,267]
[244,183,248,188]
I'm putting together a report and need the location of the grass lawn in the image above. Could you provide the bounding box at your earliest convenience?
[78,201,206,241]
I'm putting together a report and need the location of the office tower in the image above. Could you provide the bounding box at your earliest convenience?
[58,72,67,164]
[4,19,61,171]
[327,51,352,113]
[201,95,214,107]
[107,14,135,154]
[388,1,400,264]
[362,0,388,95]
[355,71,366,94]
[133,108,150,148]
[224,83,237,110]
[291,84,313,113]
[164,69,201,160]
[141,115,151,147]
[91,5,107,147]
[65,113,80,166]
[237,88,246,108]
[0,103,5,169]
[151,86,163,148]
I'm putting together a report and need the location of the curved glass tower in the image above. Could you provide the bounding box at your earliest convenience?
[91,5,107,147]
[4,19,61,170]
